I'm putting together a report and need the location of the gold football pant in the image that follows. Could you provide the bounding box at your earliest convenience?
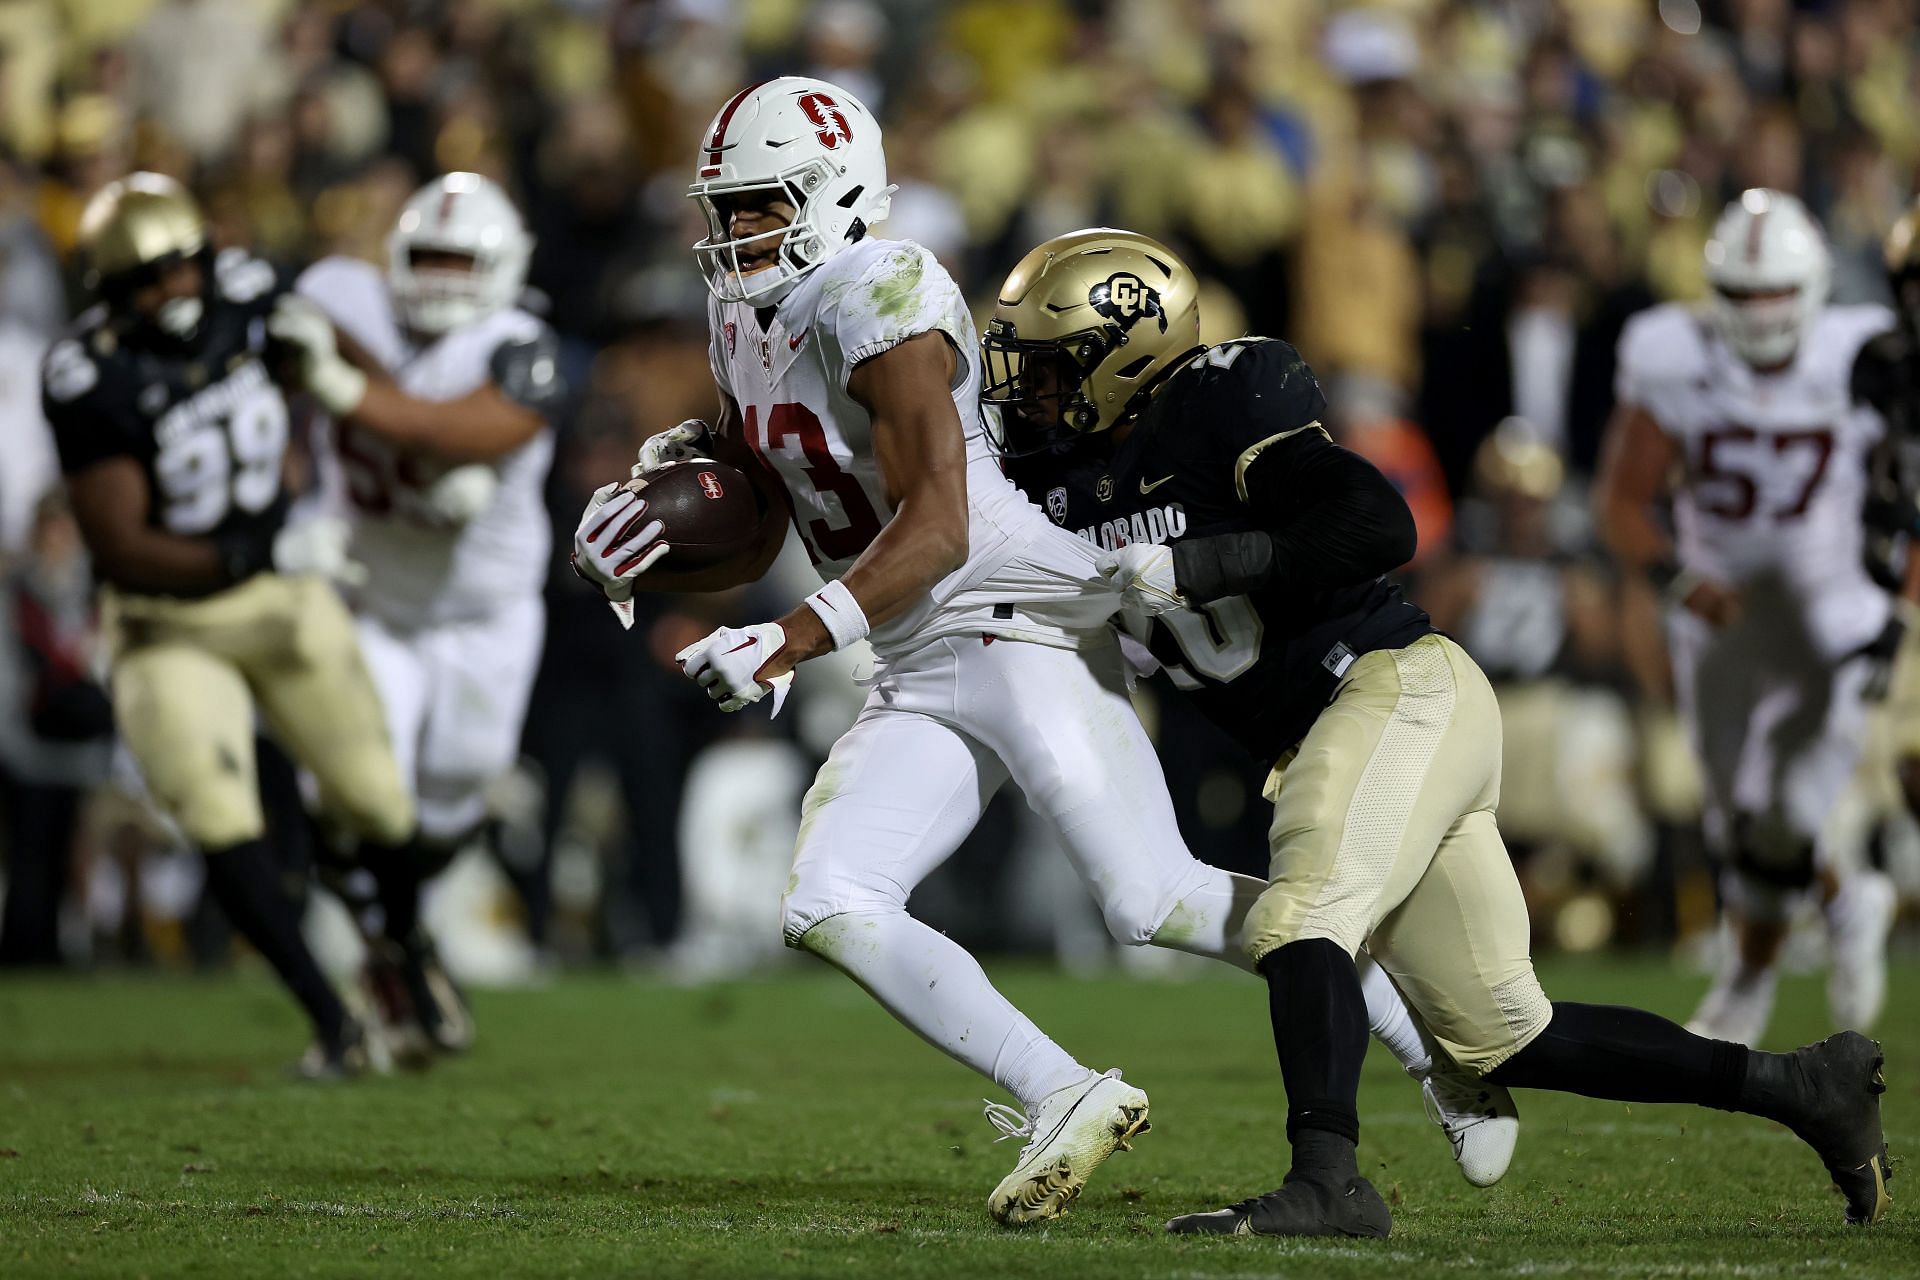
[104,574,413,850]
[1244,633,1551,1074]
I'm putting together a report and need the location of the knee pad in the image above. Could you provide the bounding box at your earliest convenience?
[1100,884,1171,948]
[779,867,910,948]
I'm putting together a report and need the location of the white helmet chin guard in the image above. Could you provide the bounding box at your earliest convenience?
[388,172,532,335]
[1703,188,1830,368]
[689,77,896,306]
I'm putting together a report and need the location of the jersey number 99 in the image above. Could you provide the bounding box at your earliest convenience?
[153,379,289,534]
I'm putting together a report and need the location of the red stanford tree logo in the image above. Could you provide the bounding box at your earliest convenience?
[798,93,853,150]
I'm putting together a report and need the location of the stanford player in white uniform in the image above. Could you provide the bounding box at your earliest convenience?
[1597,189,1900,1047]
[570,78,1502,1222]
[286,173,564,1058]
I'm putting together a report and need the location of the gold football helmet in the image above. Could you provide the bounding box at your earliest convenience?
[982,228,1201,451]
[78,172,208,296]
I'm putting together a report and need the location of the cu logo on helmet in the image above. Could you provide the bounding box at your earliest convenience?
[1089,272,1167,334]
[698,470,725,500]
[798,93,854,150]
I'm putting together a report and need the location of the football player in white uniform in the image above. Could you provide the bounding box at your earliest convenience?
[570,77,1503,1222]
[1597,189,1900,1046]
[275,173,563,1059]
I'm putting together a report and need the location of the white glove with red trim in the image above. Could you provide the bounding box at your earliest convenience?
[675,622,794,715]
[572,484,667,629]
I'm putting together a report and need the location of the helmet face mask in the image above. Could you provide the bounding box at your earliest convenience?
[980,322,1117,455]
[983,228,1202,456]
[388,173,531,336]
[687,79,894,306]
[1703,189,1830,368]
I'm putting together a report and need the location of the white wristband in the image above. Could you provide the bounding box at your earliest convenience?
[804,579,870,650]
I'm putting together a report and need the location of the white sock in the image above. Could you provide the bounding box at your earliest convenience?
[798,908,1089,1110]
[1148,868,1266,973]
[1360,955,1433,1077]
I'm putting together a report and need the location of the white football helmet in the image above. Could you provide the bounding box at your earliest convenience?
[1702,188,1830,368]
[388,172,532,335]
[688,77,896,305]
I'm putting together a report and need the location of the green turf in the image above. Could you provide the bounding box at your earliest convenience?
[0,956,1914,1279]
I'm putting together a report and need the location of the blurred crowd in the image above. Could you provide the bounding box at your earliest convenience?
[2,0,1918,976]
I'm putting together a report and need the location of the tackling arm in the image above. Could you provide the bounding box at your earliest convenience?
[1172,429,1418,605]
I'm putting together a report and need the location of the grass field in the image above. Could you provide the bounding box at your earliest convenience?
[1,956,1915,1279]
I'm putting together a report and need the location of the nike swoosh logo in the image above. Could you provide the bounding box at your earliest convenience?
[788,330,808,351]
[1139,475,1176,494]
[723,638,758,654]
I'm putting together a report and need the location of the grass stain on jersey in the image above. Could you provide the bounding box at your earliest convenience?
[867,252,925,320]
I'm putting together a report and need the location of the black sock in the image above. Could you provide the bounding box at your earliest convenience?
[361,838,425,942]
[202,838,346,1042]
[1258,938,1368,1176]
[1487,1002,1750,1109]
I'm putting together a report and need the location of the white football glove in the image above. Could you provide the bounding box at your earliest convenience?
[675,622,795,716]
[267,295,367,416]
[634,420,710,477]
[572,485,667,629]
[272,515,367,587]
[1096,542,1183,616]
[424,463,498,527]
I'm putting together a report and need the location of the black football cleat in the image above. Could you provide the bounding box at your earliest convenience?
[1165,1172,1392,1238]
[396,931,475,1056]
[1778,1031,1893,1225]
[292,1016,370,1082]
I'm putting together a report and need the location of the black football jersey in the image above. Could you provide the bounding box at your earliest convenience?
[1006,337,1431,764]
[1852,326,1920,584]
[42,250,292,549]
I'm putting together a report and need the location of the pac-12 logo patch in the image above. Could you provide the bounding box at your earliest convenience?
[1045,486,1068,525]
[1088,272,1167,334]
[698,470,725,500]
[724,321,737,356]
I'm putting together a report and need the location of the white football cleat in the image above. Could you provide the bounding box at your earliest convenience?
[1826,870,1897,1032]
[1420,1062,1518,1187]
[985,1069,1150,1225]
[1685,960,1778,1047]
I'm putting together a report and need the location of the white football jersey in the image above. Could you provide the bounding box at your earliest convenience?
[1615,301,1892,655]
[709,236,1106,658]
[297,256,555,627]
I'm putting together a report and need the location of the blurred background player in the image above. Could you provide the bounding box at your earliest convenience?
[282,172,563,1060]
[39,173,414,1076]
[1853,200,1920,823]
[1596,189,1900,1048]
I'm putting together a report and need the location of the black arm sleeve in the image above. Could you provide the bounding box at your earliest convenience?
[1172,430,1417,604]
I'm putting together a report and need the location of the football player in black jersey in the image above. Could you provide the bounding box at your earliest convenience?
[42,174,416,1077]
[1854,200,1920,815]
[988,229,1893,1236]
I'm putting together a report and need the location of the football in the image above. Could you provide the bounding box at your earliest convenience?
[623,458,764,569]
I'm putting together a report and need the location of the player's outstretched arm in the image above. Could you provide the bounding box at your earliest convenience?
[1593,403,1680,572]
[765,331,970,670]
[1136,430,1417,608]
